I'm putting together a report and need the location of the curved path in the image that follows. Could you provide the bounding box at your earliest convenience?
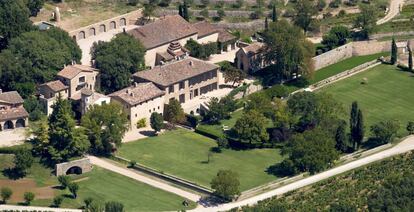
[87,155,201,202]
[376,0,405,25]
[192,136,414,211]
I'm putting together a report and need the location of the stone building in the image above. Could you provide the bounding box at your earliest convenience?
[38,80,69,115]
[127,15,237,67]
[109,82,165,129]
[134,57,220,104]
[0,90,29,131]
[236,42,268,73]
[39,64,108,115]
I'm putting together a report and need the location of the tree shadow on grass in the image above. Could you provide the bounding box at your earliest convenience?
[265,163,290,178]
[2,168,25,180]
[139,130,156,137]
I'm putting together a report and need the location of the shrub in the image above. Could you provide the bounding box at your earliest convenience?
[129,160,137,168]
[53,195,64,207]
[136,118,147,129]
[105,201,125,212]
[24,192,35,205]
[217,137,229,148]
[186,114,200,128]
[84,197,94,209]
[68,182,79,199]
[1,187,13,203]
[265,85,289,99]
[407,121,414,134]
[58,175,71,189]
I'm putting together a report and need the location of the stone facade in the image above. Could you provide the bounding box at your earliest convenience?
[0,91,29,132]
[55,158,93,176]
[69,9,142,41]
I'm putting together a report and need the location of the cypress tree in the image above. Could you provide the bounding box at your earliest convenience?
[272,5,277,22]
[408,43,413,71]
[183,1,189,21]
[355,109,364,149]
[391,38,397,65]
[178,4,183,18]
[265,17,269,30]
[335,120,348,152]
[350,101,358,150]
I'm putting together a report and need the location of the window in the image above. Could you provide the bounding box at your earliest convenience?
[179,81,185,90]
[158,106,160,110]
[194,89,199,97]
[79,76,85,83]
[179,94,185,103]
[169,85,174,93]
[149,110,151,113]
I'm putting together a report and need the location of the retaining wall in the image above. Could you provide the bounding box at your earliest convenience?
[69,9,142,41]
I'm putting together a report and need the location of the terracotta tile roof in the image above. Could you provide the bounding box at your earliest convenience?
[80,88,94,96]
[218,29,237,43]
[0,91,24,105]
[192,21,219,39]
[57,64,97,80]
[127,15,198,50]
[0,107,28,121]
[39,80,68,92]
[243,42,265,56]
[134,57,219,87]
[109,82,165,106]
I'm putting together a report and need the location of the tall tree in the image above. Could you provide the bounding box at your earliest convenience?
[92,34,146,94]
[272,5,277,22]
[25,0,45,17]
[81,103,129,156]
[47,95,90,163]
[391,38,397,64]
[210,170,240,201]
[233,110,269,145]
[353,109,364,149]
[265,17,269,30]
[13,148,34,176]
[354,5,378,39]
[263,20,315,82]
[150,112,164,134]
[335,120,348,152]
[0,30,80,97]
[292,0,317,34]
[0,0,34,49]
[183,1,190,21]
[409,44,413,71]
[164,99,185,125]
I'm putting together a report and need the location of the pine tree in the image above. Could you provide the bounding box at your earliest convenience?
[272,5,277,22]
[265,17,269,30]
[391,38,397,64]
[408,43,413,71]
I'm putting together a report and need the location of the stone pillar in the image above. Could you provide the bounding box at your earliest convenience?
[54,7,61,22]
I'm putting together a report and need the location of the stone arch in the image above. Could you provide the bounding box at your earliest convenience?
[120,18,126,26]
[3,120,14,130]
[15,119,25,128]
[66,166,82,175]
[78,31,86,40]
[99,24,106,33]
[89,27,96,36]
[109,21,116,30]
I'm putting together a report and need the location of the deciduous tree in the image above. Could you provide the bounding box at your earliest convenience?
[92,34,145,94]
[81,103,129,156]
[293,0,317,33]
[164,99,185,125]
[24,192,35,205]
[370,120,400,145]
[210,170,240,201]
[150,112,164,133]
[233,110,269,145]
[68,183,79,199]
[354,5,378,39]
[0,187,12,203]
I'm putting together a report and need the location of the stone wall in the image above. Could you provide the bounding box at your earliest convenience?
[55,158,92,176]
[312,40,391,70]
[69,9,142,41]
[312,43,353,70]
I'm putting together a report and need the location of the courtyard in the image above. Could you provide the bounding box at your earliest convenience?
[116,129,283,191]
[320,64,414,136]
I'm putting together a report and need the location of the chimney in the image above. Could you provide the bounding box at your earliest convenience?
[130,93,134,97]
[126,89,129,94]
[189,61,193,66]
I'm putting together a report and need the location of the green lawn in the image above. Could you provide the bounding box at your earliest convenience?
[196,110,244,138]
[310,52,388,84]
[0,154,194,211]
[116,129,283,191]
[320,64,414,135]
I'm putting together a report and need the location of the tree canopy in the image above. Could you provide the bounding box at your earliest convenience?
[233,110,269,145]
[92,33,146,94]
[262,20,315,82]
[354,5,378,39]
[0,28,81,97]
[292,0,317,33]
[0,0,34,49]
[210,169,240,201]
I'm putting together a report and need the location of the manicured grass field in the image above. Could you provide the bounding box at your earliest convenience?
[0,154,194,211]
[117,129,283,191]
[196,109,244,138]
[310,52,388,84]
[320,64,414,135]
